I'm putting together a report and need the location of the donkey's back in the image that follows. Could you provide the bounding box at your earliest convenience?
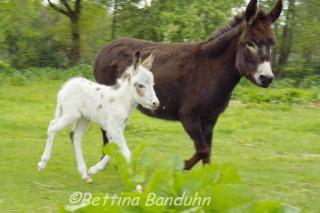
[94,38,199,85]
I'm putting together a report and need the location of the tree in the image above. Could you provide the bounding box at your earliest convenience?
[109,0,241,42]
[276,0,296,78]
[48,0,82,65]
[110,0,119,40]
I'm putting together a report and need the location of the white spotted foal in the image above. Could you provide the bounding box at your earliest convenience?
[37,51,159,182]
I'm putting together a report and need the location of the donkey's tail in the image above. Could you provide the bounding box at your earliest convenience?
[54,103,63,118]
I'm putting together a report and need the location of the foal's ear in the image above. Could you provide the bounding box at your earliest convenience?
[133,51,142,70]
[268,0,283,23]
[245,0,258,25]
[141,51,155,70]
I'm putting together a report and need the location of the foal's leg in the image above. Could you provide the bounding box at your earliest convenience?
[180,115,209,170]
[88,155,111,175]
[88,128,111,175]
[88,128,130,175]
[38,115,78,171]
[107,128,131,162]
[72,118,91,182]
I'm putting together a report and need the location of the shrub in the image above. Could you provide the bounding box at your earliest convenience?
[8,73,28,86]
[62,145,300,213]
[233,84,319,104]
[0,64,94,85]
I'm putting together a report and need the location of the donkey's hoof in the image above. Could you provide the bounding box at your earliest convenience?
[84,176,93,183]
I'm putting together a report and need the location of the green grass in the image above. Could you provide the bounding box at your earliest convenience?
[0,79,319,212]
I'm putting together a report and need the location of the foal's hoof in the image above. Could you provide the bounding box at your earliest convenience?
[88,167,98,175]
[84,176,93,183]
[135,185,143,193]
[37,162,45,172]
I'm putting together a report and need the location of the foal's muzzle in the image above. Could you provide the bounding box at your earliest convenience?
[151,99,160,110]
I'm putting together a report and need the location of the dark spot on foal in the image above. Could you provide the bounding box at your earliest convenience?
[97,104,103,110]
[96,87,101,91]
[109,98,115,103]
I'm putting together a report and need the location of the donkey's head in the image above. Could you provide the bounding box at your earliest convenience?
[129,51,159,111]
[236,0,282,88]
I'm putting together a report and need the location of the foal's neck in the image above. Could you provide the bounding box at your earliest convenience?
[112,78,137,115]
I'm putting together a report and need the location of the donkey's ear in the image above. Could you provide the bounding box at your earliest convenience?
[133,51,142,70]
[268,0,282,23]
[141,51,155,70]
[245,0,258,25]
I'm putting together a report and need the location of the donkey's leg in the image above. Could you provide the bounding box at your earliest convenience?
[72,118,91,182]
[99,128,109,158]
[101,128,110,146]
[38,115,79,171]
[201,118,218,164]
[180,115,209,170]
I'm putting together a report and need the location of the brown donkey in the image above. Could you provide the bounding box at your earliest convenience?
[94,0,283,170]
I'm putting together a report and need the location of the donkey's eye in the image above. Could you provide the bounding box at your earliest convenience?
[246,41,256,48]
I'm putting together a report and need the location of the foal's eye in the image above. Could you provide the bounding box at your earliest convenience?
[136,84,145,89]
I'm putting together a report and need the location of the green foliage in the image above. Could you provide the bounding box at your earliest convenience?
[0,0,110,68]
[0,0,69,68]
[65,146,300,213]
[233,81,320,104]
[115,0,241,42]
[0,65,93,86]
[0,0,319,82]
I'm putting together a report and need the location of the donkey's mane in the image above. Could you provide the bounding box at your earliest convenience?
[112,66,132,90]
[207,10,268,42]
[207,13,245,42]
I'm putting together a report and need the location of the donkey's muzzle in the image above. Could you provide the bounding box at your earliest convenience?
[259,74,273,87]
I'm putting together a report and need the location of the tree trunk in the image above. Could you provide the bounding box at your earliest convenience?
[48,0,81,66]
[275,0,295,79]
[272,21,278,66]
[111,0,118,40]
[70,17,80,65]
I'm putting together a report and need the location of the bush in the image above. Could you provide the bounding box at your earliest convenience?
[0,64,94,86]
[62,145,300,213]
[0,60,11,70]
[8,73,28,86]
[233,81,319,104]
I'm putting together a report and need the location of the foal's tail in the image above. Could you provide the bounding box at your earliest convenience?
[54,103,63,118]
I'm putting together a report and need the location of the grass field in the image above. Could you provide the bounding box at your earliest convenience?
[0,79,319,212]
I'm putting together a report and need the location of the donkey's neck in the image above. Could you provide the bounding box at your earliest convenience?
[199,25,244,110]
[200,23,243,55]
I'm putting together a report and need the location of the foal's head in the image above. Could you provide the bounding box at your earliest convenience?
[128,51,159,110]
[236,0,282,88]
